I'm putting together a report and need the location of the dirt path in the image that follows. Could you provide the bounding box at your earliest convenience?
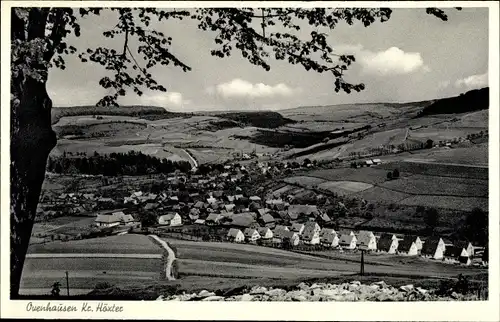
[149,235,177,281]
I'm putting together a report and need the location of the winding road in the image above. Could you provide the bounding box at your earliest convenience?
[149,235,177,280]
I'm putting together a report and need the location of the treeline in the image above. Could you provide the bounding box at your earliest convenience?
[47,151,192,176]
[416,87,489,117]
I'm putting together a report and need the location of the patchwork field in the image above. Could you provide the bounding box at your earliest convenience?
[317,181,374,195]
[20,234,165,296]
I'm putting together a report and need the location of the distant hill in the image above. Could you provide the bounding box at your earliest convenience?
[51,105,185,124]
[215,111,296,129]
[416,87,489,117]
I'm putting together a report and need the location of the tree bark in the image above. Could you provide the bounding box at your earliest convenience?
[10,77,57,298]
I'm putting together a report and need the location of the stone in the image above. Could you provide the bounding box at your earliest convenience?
[240,294,254,301]
[265,288,286,297]
[202,295,225,301]
[416,287,428,294]
[198,290,216,298]
[250,286,268,295]
[369,284,380,291]
[373,281,389,288]
[297,282,310,290]
[156,295,164,301]
[291,295,308,301]
[350,280,362,286]
[400,284,414,292]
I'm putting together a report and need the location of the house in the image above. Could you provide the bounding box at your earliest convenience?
[207,196,217,204]
[301,222,321,245]
[158,213,182,226]
[244,228,261,242]
[227,228,245,243]
[257,227,273,240]
[230,213,256,229]
[205,213,224,226]
[282,230,300,246]
[287,205,319,221]
[357,231,377,251]
[194,219,205,225]
[365,160,373,167]
[455,241,474,257]
[402,235,423,251]
[235,194,244,200]
[261,213,276,228]
[272,225,290,243]
[291,223,305,235]
[377,233,399,254]
[95,213,121,228]
[372,159,382,165]
[398,237,419,256]
[339,234,357,250]
[444,246,471,265]
[482,246,489,263]
[421,236,446,260]
[320,229,339,248]
[194,201,206,209]
[227,195,236,203]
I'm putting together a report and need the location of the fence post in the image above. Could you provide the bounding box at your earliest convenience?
[65,271,70,296]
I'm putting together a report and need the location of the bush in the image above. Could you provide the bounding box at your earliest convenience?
[392,169,400,178]
[387,172,393,180]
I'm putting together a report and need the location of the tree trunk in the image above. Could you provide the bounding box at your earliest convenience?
[10,77,57,298]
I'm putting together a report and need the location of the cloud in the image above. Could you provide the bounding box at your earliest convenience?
[438,80,451,89]
[209,78,297,99]
[140,91,190,109]
[455,72,488,89]
[336,45,429,76]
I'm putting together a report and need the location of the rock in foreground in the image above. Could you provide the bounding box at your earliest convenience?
[157,281,481,302]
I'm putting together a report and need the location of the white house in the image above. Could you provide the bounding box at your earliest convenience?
[227,228,245,243]
[339,234,357,250]
[356,231,377,251]
[95,213,121,228]
[257,227,274,240]
[421,237,446,260]
[158,213,182,226]
[272,225,290,243]
[283,230,300,246]
[377,233,399,254]
[301,222,321,245]
[320,229,339,248]
[244,228,261,242]
[398,238,419,256]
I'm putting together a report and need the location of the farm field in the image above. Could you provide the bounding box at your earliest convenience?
[399,195,488,211]
[317,181,373,195]
[377,161,488,179]
[353,186,411,203]
[378,174,487,198]
[283,176,327,188]
[20,234,165,296]
[302,167,412,185]
[32,216,96,238]
[27,234,163,254]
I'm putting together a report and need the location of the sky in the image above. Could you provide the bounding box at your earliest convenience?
[46,7,489,112]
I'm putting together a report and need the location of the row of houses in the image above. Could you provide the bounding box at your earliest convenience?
[223,223,480,265]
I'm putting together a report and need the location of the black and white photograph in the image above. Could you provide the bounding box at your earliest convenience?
[1,1,499,320]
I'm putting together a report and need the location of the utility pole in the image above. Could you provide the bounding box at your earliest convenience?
[360,249,365,276]
[65,271,70,296]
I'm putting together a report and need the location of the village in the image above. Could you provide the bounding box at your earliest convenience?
[33,147,489,271]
